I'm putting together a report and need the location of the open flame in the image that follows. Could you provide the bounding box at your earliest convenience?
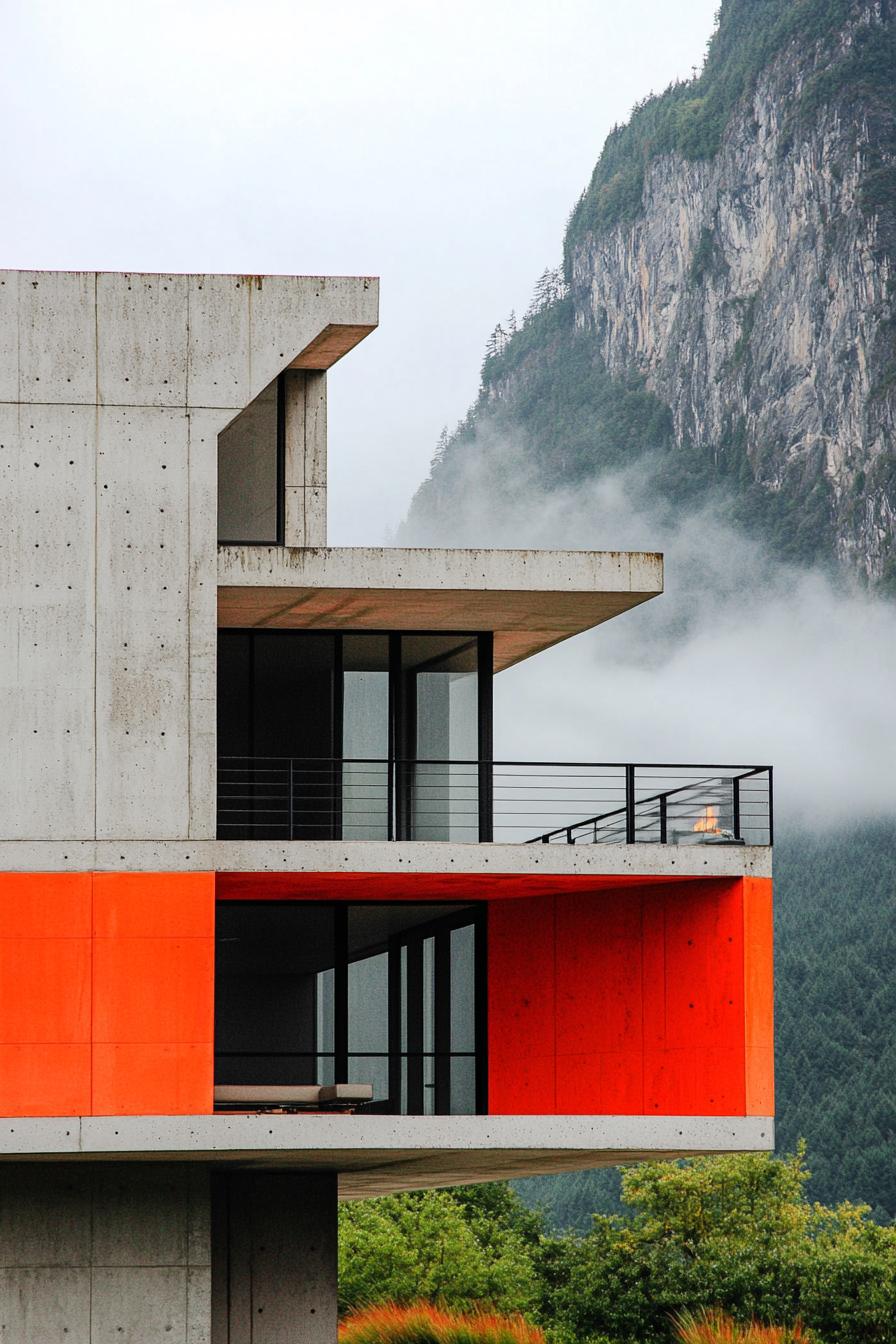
[693,804,721,834]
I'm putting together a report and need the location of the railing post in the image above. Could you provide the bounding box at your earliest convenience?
[659,793,667,844]
[625,765,636,844]
[387,756,395,842]
[478,759,493,843]
[732,775,741,841]
[767,766,774,846]
[288,758,294,841]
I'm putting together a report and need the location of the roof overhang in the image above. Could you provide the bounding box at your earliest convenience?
[217,546,664,671]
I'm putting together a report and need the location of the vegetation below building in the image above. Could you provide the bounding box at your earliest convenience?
[338,1151,896,1344]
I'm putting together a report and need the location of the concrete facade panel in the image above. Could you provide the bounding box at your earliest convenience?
[0,1266,92,1342]
[0,272,19,400]
[186,275,251,409]
[95,405,191,838]
[0,1164,208,1342]
[91,1267,191,1343]
[91,1166,188,1266]
[17,270,97,404]
[187,409,223,840]
[97,273,189,407]
[0,402,96,838]
[0,1165,91,1266]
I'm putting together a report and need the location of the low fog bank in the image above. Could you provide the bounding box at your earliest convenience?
[402,442,896,826]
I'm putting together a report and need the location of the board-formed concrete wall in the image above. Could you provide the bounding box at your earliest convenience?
[0,1163,210,1343]
[0,270,377,845]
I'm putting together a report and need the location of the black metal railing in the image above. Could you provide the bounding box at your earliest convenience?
[217,758,772,845]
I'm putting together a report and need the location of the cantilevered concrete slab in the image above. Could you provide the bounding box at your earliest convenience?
[218,545,664,670]
[0,839,772,879]
[0,1115,774,1197]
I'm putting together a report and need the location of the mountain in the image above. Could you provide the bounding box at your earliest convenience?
[399,0,896,1220]
[404,0,896,587]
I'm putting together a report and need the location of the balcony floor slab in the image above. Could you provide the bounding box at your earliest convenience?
[0,1114,774,1196]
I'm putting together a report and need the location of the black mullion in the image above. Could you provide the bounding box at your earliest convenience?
[434,929,452,1114]
[333,635,344,841]
[334,904,348,1084]
[388,633,401,841]
[477,632,494,842]
[405,938,424,1114]
[388,935,401,1114]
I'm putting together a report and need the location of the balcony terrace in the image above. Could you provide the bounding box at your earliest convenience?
[217,757,773,846]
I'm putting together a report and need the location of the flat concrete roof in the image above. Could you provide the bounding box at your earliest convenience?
[217,546,664,671]
[0,1115,774,1196]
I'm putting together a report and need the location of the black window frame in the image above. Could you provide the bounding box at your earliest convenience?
[214,899,488,1115]
[216,629,495,841]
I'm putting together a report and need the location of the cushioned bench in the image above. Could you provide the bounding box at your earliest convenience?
[213,1083,373,1113]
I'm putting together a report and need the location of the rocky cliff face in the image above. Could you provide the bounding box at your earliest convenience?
[567,1,896,582]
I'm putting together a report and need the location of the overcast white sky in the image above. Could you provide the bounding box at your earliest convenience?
[1,0,718,541]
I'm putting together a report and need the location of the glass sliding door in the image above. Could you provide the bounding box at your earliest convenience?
[398,635,483,842]
[217,629,493,841]
[341,635,390,839]
[215,901,485,1114]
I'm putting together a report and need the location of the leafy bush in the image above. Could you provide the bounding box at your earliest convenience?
[339,1304,544,1344]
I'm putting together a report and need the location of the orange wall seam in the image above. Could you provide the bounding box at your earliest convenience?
[0,872,214,1118]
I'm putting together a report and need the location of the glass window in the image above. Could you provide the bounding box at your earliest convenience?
[342,635,390,840]
[401,636,480,841]
[215,902,482,1114]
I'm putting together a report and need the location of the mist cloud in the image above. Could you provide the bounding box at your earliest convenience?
[400,429,896,826]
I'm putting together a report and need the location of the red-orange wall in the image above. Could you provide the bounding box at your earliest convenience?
[487,877,774,1116]
[0,872,214,1117]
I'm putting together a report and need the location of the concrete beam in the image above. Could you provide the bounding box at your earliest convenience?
[0,839,772,879]
[0,1116,774,1196]
[217,546,664,670]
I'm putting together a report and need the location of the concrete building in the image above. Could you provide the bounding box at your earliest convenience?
[0,270,774,1342]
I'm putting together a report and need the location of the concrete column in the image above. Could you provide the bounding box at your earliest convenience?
[283,371,327,548]
[211,1171,337,1344]
[0,1163,211,1343]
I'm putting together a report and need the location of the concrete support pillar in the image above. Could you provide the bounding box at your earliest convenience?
[0,1163,211,1343]
[212,1171,338,1344]
[283,370,327,548]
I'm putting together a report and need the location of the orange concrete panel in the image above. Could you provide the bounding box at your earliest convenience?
[0,872,91,938]
[743,877,775,1115]
[0,938,91,1043]
[488,1053,556,1115]
[664,880,744,1050]
[0,1043,91,1116]
[641,889,666,1049]
[93,871,215,938]
[92,1043,212,1115]
[555,890,643,1055]
[556,1052,602,1114]
[600,1050,644,1114]
[92,937,214,1044]
[487,895,556,1057]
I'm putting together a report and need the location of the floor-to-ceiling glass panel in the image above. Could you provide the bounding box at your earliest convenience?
[215,902,337,1085]
[401,636,479,841]
[342,635,390,839]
